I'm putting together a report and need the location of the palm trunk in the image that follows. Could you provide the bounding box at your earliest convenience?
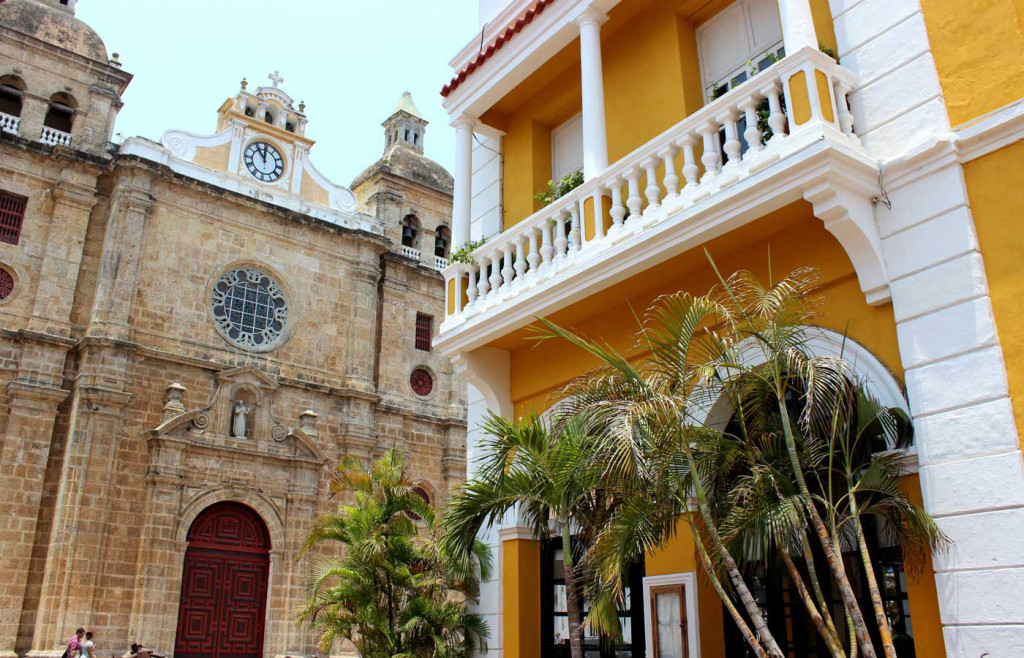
[690,518,768,658]
[685,447,785,658]
[847,608,859,658]
[800,531,842,651]
[781,550,845,658]
[778,400,878,658]
[850,499,897,658]
[561,524,585,658]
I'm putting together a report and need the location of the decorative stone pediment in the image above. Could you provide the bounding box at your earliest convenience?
[148,370,325,467]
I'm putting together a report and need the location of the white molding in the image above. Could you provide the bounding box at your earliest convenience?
[438,136,884,356]
[119,137,377,233]
[642,572,701,658]
[498,525,537,541]
[955,97,1024,162]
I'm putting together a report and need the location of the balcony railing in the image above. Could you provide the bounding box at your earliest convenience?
[40,126,72,146]
[0,112,19,135]
[434,255,450,271]
[400,245,421,261]
[443,47,860,328]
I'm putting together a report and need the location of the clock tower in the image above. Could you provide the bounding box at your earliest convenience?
[121,71,372,231]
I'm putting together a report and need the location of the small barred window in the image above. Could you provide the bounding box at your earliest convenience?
[415,313,432,352]
[410,368,433,397]
[0,191,27,245]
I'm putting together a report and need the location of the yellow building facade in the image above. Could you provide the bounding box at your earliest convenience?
[438,0,1024,656]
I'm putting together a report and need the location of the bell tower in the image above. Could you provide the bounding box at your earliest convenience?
[382,91,427,154]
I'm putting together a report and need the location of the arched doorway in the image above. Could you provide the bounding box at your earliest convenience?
[175,502,271,658]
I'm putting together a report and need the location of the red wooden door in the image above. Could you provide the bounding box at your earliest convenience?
[175,503,271,658]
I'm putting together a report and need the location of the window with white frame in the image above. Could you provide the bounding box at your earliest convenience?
[644,573,700,658]
[551,112,583,184]
[697,0,785,102]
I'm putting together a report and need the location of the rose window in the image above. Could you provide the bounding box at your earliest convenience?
[211,267,289,350]
[0,268,13,300]
[410,368,434,397]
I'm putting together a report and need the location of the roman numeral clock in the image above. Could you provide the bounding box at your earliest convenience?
[244,141,284,183]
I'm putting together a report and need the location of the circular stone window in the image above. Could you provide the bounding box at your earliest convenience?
[0,268,13,301]
[211,267,289,351]
[410,368,434,397]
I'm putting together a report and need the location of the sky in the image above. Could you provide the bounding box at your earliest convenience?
[76,0,481,187]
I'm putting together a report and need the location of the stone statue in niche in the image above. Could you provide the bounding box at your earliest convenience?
[231,399,250,438]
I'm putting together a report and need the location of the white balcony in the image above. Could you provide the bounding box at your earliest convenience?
[434,255,450,271]
[0,112,19,135]
[40,126,72,147]
[400,245,421,261]
[438,48,889,355]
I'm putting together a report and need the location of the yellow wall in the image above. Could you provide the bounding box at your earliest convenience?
[899,474,948,658]
[192,142,231,171]
[503,538,542,657]
[964,140,1024,446]
[920,0,1024,125]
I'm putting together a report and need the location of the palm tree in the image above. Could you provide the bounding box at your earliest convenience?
[533,292,788,658]
[443,412,620,658]
[299,449,491,658]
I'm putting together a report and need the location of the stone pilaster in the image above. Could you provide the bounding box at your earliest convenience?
[88,175,154,341]
[27,179,97,339]
[31,368,132,654]
[0,379,69,658]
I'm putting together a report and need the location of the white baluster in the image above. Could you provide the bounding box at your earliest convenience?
[589,193,606,242]
[699,123,721,183]
[514,237,527,281]
[476,256,490,298]
[626,169,643,220]
[528,228,541,273]
[660,147,679,200]
[609,179,626,231]
[644,160,661,213]
[541,220,555,265]
[719,110,742,169]
[554,212,569,258]
[739,99,764,157]
[678,134,699,190]
[569,204,582,251]
[488,254,503,295]
[762,82,787,144]
[501,245,515,290]
[466,264,479,305]
[835,81,855,137]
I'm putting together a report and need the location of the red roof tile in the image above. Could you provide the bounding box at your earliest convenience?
[441,0,556,99]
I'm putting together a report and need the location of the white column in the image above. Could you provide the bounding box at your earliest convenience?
[576,8,609,181]
[452,115,477,249]
[778,0,819,53]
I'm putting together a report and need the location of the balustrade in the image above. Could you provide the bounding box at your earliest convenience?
[40,125,71,146]
[0,112,19,136]
[443,47,859,323]
[400,245,421,261]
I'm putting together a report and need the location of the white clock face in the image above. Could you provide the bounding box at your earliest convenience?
[244,141,284,183]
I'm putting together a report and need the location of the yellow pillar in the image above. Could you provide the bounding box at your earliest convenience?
[502,536,542,658]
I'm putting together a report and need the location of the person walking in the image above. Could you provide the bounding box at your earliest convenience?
[63,628,84,658]
[80,632,95,658]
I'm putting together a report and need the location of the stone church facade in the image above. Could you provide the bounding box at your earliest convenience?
[0,2,464,658]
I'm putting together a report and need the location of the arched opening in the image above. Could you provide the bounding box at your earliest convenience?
[0,75,25,120]
[263,111,274,125]
[244,105,254,118]
[43,93,76,134]
[434,225,451,258]
[175,502,270,658]
[401,214,420,248]
[285,121,295,133]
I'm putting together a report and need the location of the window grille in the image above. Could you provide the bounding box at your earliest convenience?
[0,191,27,245]
[415,313,433,351]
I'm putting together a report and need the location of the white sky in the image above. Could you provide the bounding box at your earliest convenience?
[76,0,481,187]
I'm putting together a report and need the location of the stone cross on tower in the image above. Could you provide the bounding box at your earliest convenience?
[268,71,284,88]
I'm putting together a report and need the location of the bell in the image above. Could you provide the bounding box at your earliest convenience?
[402,225,416,242]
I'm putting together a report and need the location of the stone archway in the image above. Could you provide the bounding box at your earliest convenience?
[174,502,271,658]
